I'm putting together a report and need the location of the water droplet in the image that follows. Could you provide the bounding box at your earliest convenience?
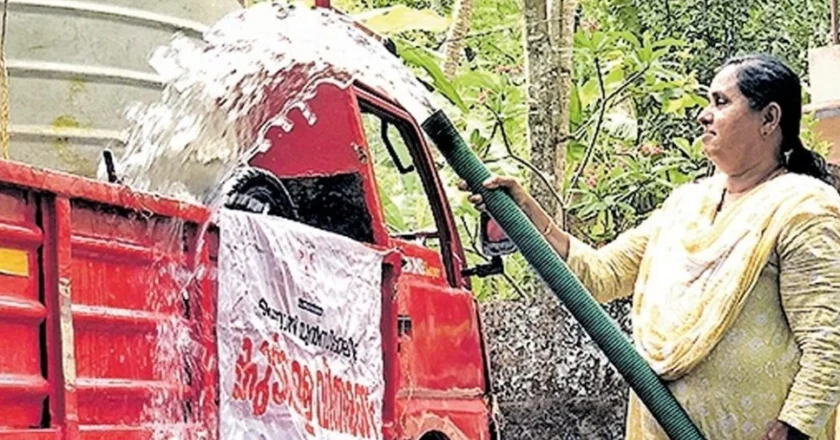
[276,116,294,133]
[300,104,317,126]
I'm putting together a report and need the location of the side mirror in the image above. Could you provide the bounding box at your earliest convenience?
[461,212,518,279]
[480,212,517,257]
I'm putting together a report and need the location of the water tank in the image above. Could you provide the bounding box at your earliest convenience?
[7,0,242,177]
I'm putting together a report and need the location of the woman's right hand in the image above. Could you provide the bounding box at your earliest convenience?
[457,175,532,210]
[458,175,569,258]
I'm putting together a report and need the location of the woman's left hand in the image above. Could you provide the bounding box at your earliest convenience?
[761,421,807,440]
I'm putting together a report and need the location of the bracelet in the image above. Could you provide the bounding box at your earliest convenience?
[541,221,553,237]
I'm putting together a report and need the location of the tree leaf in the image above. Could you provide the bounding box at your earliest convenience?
[454,70,501,92]
[690,137,704,157]
[396,41,467,112]
[651,48,670,61]
[662,95,691,115]
[692,94,709,107]
[590,211,606,236]
[469,129,484,149]
[603,66,625,91]
[668,170,692,184]
[652,37,686,48]
[574,31,593,50]
[570,83,583,128]
[591,32,616,53]
[673,137,691,152]
[580,77,600,107]
[567,141,587,162]
[354,5,450,34]
[618,31,641,48]
[379,191,407,232]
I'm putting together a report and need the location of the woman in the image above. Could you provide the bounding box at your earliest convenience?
[463,54,840,439]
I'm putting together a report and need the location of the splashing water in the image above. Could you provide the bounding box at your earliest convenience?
[106,4,443,437]
[107,0,437,205]
[134,218,216,440]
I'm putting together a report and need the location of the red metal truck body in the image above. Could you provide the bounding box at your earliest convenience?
[0,82,495,440]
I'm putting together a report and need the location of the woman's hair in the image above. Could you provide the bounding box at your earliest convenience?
[722,54,836,188]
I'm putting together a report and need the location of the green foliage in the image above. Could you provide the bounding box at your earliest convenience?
[362,113,439,233]
[393,36,532,298]
[395,41,468,111]
[352,0,708,296]
[566,25,709,244]
[287,0,833,299]
[578,0,831,84]
[566,0,833,244]
[354,5,450,34]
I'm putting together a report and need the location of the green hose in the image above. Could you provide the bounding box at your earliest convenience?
[421,110,704,440]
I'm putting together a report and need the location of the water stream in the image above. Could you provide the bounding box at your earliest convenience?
[108,0,436,208]
[112,3,442,437]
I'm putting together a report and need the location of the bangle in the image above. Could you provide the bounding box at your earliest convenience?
[541,221,553,237]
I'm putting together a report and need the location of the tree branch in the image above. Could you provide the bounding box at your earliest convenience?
[567,57,607,200]
[480,122,499,159]
[605,68,647,104]
[438,17,563,46]
[460,215,486,261]
[554,67,646,150]
[502,272,528,299]
[486,42,517,64]
[566,62,649,204]
[483,103,566,210]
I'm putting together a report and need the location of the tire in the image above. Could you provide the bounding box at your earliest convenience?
[419,432,449,440]
[222,167,298,220]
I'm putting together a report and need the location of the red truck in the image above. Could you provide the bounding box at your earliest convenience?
[0,78,505,439]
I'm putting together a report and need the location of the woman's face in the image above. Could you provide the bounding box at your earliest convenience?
[697,65,776,175]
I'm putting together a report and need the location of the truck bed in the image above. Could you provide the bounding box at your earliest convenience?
[0,160,217,439]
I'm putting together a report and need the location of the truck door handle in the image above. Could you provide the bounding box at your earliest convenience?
[397,315,412,337]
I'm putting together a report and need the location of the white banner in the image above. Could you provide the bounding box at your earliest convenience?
[218,210,385,440]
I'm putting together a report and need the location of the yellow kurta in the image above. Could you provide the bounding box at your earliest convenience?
[566,175,840,439]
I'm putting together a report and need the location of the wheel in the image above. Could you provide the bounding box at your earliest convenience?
[222,167,298,220]
[419,432,449,440]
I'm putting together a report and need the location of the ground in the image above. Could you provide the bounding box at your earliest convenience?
[481,290,632,439]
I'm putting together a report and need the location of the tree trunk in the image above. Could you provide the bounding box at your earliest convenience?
[549,0,576,227]
[483,2,630,439]
[442,0,472,78]
[522,0,573,228]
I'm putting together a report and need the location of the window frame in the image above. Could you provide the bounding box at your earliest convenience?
[354,88,464,288]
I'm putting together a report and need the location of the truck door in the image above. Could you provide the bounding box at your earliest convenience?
[354,88,492,440]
